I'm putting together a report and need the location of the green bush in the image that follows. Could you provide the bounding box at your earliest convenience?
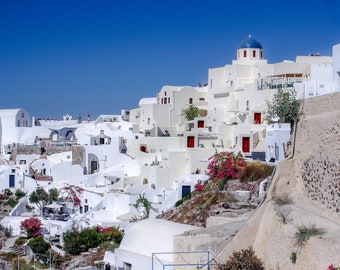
[28,236,51,264]
[294,224,326,248]
[175,194,191,207]
[4,226,13,238]
[217,178,229,191]
[3,189,13,197]
[290,251,297,264]
[62,225,124,256]
[15,189,27,200]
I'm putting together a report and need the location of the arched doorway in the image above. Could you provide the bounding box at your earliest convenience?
[88,153,100,174]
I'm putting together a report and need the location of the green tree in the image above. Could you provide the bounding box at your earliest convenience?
[266,88,301,124]
[131,194,158,221]
[183,105,200,121]
[29,188,49,216]
[48,188,59,204]
[29,187,60,216]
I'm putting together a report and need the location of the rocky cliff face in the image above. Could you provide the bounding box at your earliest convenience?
[218,92,340,269]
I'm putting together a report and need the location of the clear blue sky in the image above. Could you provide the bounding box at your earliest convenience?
[1,0,340,119]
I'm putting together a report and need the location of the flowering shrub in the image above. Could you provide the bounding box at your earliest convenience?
[20,217,42,238]
[59,184,84,209]
[73,196,81,206]
[63,225,124,255]
[328,265,340,270]
[194,180,207,192]
[207,151,246,189]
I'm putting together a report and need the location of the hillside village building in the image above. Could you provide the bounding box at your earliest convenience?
[0,38,340,269]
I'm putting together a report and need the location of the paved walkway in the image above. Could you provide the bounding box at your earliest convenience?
[1,236,17,253]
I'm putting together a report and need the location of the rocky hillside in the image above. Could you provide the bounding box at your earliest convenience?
[217,92,340,269]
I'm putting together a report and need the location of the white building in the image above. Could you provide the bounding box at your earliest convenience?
[129,85,208,136]
[114,219,199,270]
[0,108,31,154]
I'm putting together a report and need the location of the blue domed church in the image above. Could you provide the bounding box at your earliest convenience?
[237,35,264,61]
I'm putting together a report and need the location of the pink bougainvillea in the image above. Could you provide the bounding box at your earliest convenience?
[194,180,206,192]
[20,217,42,238]
[328,265,340,270]
[60,184,84,207]
[207,151,246,182]
[73,196,81,206]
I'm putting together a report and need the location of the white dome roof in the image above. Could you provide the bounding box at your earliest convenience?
[119,219,199,257]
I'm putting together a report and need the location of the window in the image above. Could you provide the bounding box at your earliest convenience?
[140,145,147,153]
[123,262,132,270]
[168,97,170,103]
[85,199,88,203]
[189,98,193,104]
[147,118,150,124]
[243,50,247,58]
[21,112,25,118]
[164,91,167,96]
[254,113,261,124]
[253,50,256,57]
[19,160,26,165]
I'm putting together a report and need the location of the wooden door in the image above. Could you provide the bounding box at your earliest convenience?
[242,137,250,153]
[187,136,195,148]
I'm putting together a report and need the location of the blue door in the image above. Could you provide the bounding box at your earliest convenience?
[9,175,15,188]
[182,185,191,199]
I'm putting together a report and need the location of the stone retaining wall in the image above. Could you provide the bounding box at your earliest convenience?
[302,154,340,213]
[12,145,72,159]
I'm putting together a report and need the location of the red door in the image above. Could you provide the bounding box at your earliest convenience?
[198,120,204,128]
[187,136,195,148]
[140,145,147,153]
[242,137,250,153]
[254,113,261,124]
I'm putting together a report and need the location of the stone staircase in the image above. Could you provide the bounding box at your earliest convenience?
[9,245,25,256]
